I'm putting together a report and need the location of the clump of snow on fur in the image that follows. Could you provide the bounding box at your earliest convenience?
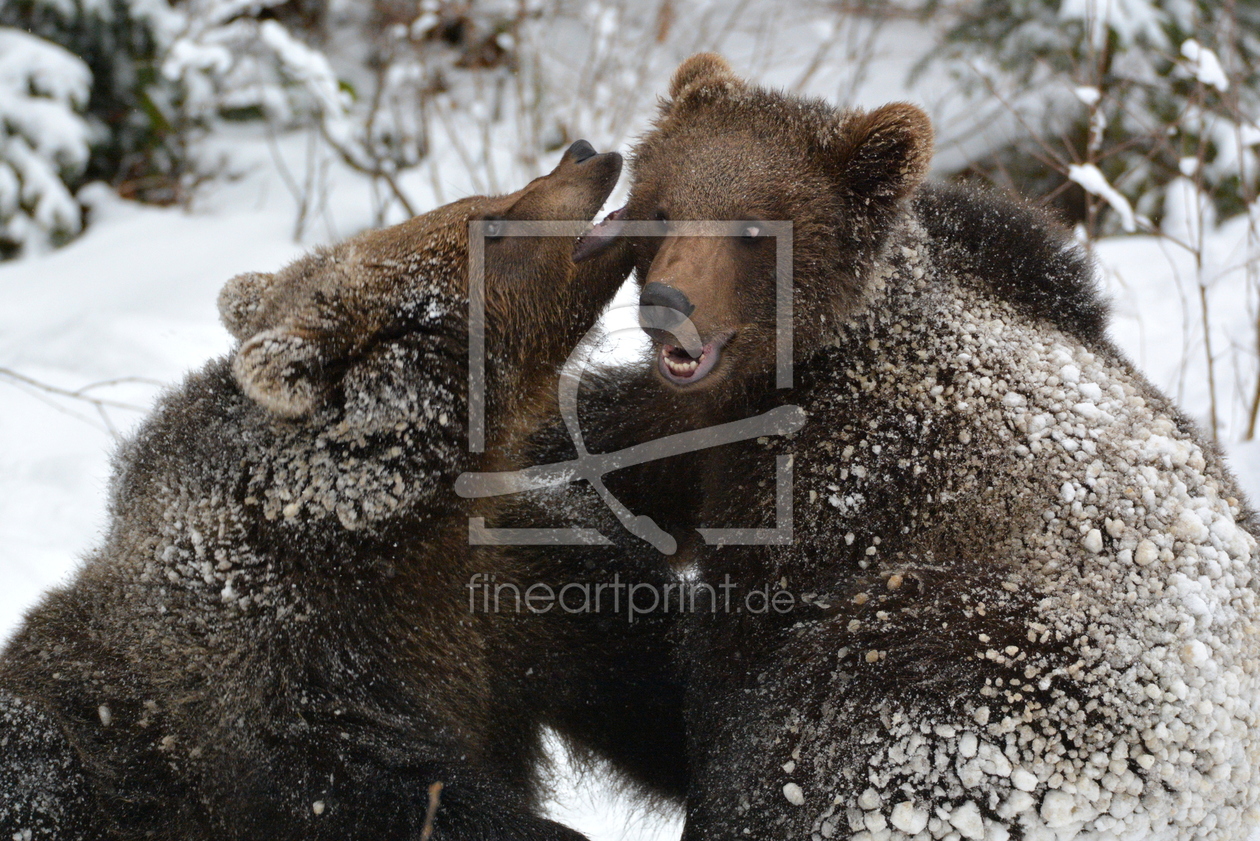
[791,218,1260,841]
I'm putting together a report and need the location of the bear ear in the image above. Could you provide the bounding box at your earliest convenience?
[668,53,741,99]
[831,102,934,202]
[219,271,278,341]
[232,328,332,419]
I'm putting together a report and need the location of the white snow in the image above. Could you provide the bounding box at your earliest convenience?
[1162,175,1216,246]
[257,20,349,119]
[1058,0,1165,50]
[1068,163,1138,233]
[1181,38,1230,92]
[1011,768,1038,792]
[0,28,92,251]
[1040,789,1078,828]
[0,29,90,112]
[890,800,929,834]
[947,800,985,839]
[1074,86,1101,107]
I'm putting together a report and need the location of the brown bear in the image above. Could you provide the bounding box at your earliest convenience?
[611,54,1260,840]
[0,140,680,840]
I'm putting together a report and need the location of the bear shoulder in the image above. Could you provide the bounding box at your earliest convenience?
[913,182,1109,344]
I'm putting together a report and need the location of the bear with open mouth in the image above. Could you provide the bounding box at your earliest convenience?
[613,53,1260,841]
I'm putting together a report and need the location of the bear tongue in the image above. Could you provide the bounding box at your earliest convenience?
[573,207,627,262]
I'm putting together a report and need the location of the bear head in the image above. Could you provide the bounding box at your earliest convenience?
[218,141,627,440]
[626,53,933,392]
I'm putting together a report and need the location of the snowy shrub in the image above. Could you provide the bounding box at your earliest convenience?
[0,28,92,257]
[162,0,546,227]
[403,0,524,70]
[161,0,806,229]
[158,2,421,225]
[924,0,1260,235]
[0,0,191,206]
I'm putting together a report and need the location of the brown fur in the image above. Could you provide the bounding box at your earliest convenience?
[618,55,1260,840]
[626,54,932,395]
[0,143,641,840]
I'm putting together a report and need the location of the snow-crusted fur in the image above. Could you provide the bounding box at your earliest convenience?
[625,54,1260,840]
[0,143,651,840]
[0,692,95,840]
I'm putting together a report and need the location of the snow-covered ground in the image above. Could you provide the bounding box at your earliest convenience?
[3,8,1260,840]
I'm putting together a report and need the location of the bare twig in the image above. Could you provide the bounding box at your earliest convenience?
[263,118,312,242]
[1199,276,1220,441]
[323,129,419,219]
[0,369,159,439]
[0,368,157,412]
[4,377,114,435]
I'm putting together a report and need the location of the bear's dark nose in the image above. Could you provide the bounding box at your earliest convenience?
[639,282,702,356]
[640,282,695,318]
[568,139,597,162]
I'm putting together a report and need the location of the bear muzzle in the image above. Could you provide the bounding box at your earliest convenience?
[639,282,734,385]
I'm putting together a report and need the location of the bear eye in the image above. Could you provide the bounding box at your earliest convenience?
[742,224,762,239]
[483,217,505,240]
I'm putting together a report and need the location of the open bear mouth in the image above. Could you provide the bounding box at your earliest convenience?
[658,334,730,385]
[573,206,626,262]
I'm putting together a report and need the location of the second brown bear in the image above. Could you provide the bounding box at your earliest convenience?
[0,142,686,840]
[612,54,1260,841]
